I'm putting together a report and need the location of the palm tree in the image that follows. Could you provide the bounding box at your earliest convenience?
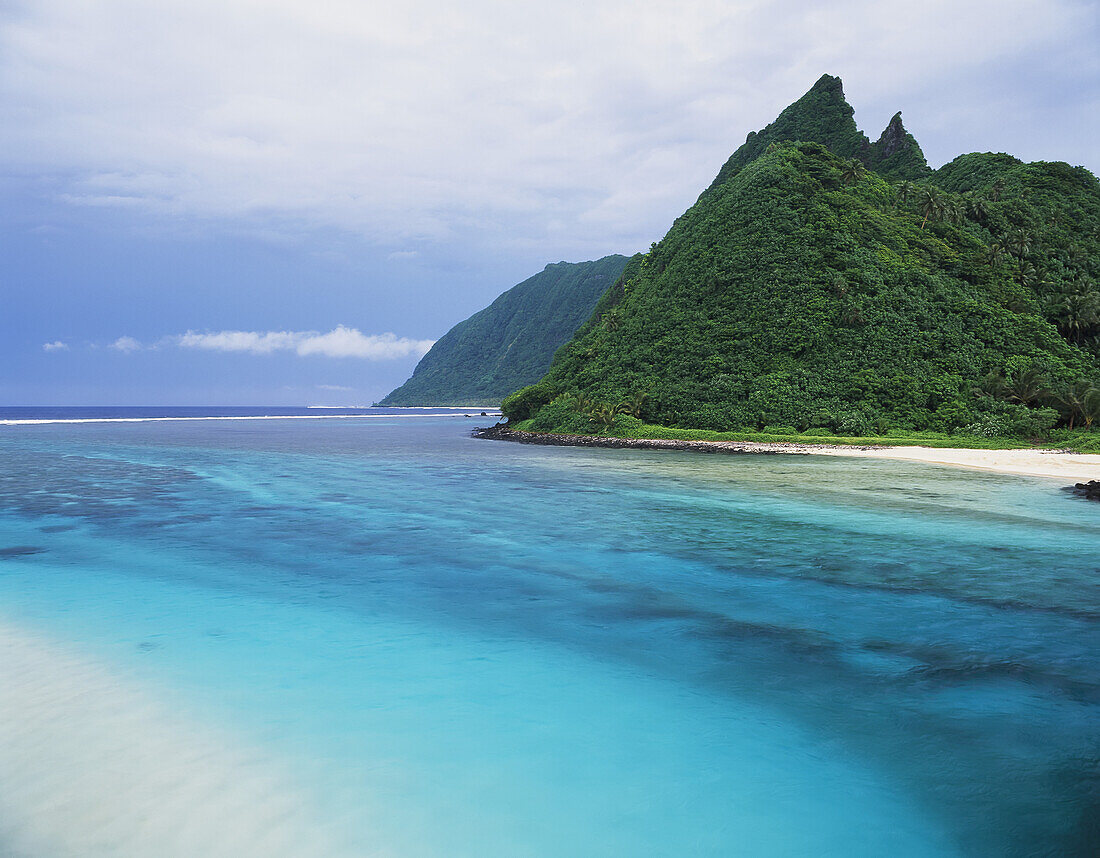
[966,195,990,223]
[985,241,1007,267]
[973,370,1008,400]
[620,391,649,419]
[1004,368,1050,406]
[919,189,943,229]
[841,159,865,186]
[1006,228,1034,259]
[1016,262,1045,289]
[893,181,919,212]
[943,199,964,225]
[1058,292,1100,344]
[1051,380,1098,430]
[1045,281,1100,344]
[895,181,916,208]
[591,403,620,431]
[1083,386,1100,429]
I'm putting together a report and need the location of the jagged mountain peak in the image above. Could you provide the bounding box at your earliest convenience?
[705,76,933,193]
[808,72,845,95]
[878,112,907,146]
[866,111,931,180]
[705,75,865,193]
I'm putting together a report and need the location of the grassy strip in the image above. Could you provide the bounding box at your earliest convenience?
[510,419,1099,452]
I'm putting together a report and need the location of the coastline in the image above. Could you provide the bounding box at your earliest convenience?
[473,426,1100,483]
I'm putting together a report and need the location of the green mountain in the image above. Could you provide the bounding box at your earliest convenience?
[506,77,1100,439]
[381,255,629,406]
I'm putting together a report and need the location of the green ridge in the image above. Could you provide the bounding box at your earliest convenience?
[381,255,629,406]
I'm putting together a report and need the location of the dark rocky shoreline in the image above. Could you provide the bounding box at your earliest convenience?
[472,424,885,455]
[1065,480,1100,502]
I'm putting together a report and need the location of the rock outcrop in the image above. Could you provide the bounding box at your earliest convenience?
[1065,480,1100,501]
[865,112,932,181]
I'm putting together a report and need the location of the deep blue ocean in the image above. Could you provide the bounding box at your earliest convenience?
[0,408,1097,856]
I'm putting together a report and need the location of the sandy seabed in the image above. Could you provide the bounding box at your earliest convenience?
[0,622,353,858]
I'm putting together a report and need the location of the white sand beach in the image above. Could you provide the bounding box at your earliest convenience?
[810,445,1100,483]
[478,427,1100,484]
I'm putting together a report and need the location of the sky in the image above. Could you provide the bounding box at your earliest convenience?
[2,0,1098,405]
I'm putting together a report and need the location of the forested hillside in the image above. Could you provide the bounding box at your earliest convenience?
[381,255,628,406]
[505,77,1100,441]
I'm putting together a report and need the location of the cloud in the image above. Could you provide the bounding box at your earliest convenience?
[295,327,433,359]
[0,0,1095,257]
[176,330,299,354]
[387,250,419,261]
[317,384,353,391]
[42,340,68,351]
[177,326,434,359]
[108,336,142,353]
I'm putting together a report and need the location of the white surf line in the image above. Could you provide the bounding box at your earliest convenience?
[0,621,360,858]
[1,413,500,426]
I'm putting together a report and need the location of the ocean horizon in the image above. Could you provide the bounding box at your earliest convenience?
[0,410,1097,855]
[0,405,501,423]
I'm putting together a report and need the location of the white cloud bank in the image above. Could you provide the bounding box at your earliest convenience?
[0,0,1095,255]
[177,326,434,359]
[108,336,142,353]
[42,341,68,351]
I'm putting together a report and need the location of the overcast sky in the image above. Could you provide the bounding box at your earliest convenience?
[3,0,1098,404]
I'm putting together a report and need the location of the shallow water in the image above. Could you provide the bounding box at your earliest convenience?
[0,414,1097,855]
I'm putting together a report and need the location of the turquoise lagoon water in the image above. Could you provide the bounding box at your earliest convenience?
[0,411,1097,856]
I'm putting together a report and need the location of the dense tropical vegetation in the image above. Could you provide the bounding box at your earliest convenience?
[381,255,628,406]
[506,76,1100,446]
